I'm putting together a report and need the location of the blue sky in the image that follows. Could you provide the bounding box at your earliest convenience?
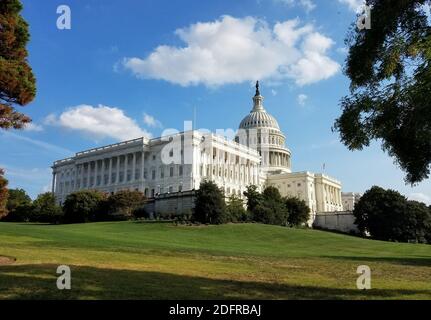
[1,0,430,204]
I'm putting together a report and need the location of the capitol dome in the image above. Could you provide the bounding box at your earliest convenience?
[236,81,292,175]
[239,82,281,131]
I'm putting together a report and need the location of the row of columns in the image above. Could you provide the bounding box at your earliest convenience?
[269,151,290,168]
[207,163,259,186]
[54,151,145,193]
[325,185,342,206]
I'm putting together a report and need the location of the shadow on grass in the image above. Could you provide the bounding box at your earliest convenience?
[323,255,431,267]
[0,264,430,300]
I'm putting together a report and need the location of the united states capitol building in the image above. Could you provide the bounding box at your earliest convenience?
[52,83,346,224]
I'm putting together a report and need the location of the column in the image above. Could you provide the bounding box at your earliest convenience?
[116,156,120,184]
[101,158,105,186]
[108,157,113,185]
[95,160,99,186]
[141,151,145,181]
[51,172,56,193]
[124,154,129,183]
[87,162,91,188]
[132,152,136,182]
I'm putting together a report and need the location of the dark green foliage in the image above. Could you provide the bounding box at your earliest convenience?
[131,207,150,220]
[354,186,431,243]
[253,187,289,226]
[285,197,310,226]
[0,169,8,219]
[31,192,62,223]
[243,185,262,213]
[193,180,227,224]
[2,188,32,221]
[106,190,146,219]
[63,190,106,223]
[226,195,248,222]
[334,0,431,184]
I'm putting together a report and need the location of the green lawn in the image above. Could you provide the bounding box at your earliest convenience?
[0,221,430,300]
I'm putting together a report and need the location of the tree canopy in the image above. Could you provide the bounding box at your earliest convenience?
[193,180,227,224]
[0,169,8,219]
[334,0,431,184]
[0,0,36,129]
[354,186,431,243]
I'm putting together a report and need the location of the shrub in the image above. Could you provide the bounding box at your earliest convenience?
[0,169,8,220]
[253,187,288,226]
[3,188,32,222]
[193,180,227,224]
[31,192,63,224]
[285,197,310,227]
[226,195,248,222]
[63,190,106,223]
[243,185,262,213]
[106,190,146,219]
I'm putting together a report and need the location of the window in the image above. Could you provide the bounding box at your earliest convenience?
[169,186,173,193]
[169,149,174,157]
[152,170,156,180]
[160,168,164,178]
[179,166,183,176]
[170,167,174,177]
[152,154,156,160]
[178,185,183,192]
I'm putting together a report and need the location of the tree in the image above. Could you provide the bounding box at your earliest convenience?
[193,180,227,224]
[405,200,431,243]
[243,185,262,213]
[31,192,63,223]
[226,194,247,222]
[63,190,106,223]
[285,197,310,227]
[3,188,32,221]
[107,190,146,219]
[334,0,431,184]
[0,169,8,219]
[0,0,36,130]
[354,186,431,243]
[253,186,289,226]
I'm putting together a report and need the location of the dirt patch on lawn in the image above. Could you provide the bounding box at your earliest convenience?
[0,256,16,265]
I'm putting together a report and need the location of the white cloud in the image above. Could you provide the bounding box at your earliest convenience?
[143,112,162,128]
[409,193,431,206]
[297,94,308,106]
[122,16,340,87]
[338,0,366,12]
[276,0,316,12]
[47,104,151,142]
[23,122,44,132]
[271,89,277,96]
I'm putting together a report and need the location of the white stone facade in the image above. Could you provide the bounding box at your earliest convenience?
[52,83,345,223]
[52,131,261,205]
[341,192,362,211]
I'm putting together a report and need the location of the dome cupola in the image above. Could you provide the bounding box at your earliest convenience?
[236,81,292,176]
[239,81,281,131]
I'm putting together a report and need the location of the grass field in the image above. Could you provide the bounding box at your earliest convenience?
[0,221,430,300]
